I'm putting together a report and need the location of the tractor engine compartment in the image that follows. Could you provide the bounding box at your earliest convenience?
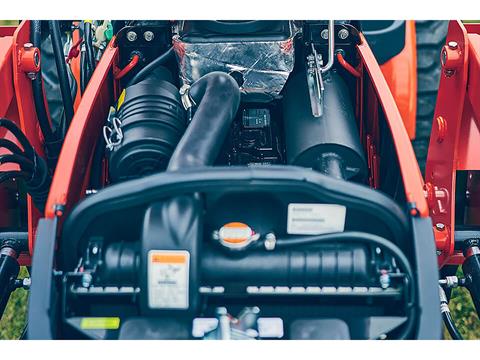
[52,21,420,340]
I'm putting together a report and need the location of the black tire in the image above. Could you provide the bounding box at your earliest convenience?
[413,21,449,174]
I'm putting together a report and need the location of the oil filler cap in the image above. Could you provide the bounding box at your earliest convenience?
[213,222,260,251]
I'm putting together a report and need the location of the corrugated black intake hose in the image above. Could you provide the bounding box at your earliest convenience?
[167,72,241,171]
[30,20,55,144]
[127,47,174,87]
[48,21,74,129]
[0,232,28,320]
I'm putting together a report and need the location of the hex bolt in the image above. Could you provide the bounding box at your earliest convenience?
[338,29,349,40]
[143,31,154,42]
[23,42,33,49]
[126,31,138,42]
[26,72,37,80]
[264,233,277,251]
[81,273,93,288]
[435,223,446,231]
[448,41,458,50]
[379,272,391,289]
[321,29,329,40]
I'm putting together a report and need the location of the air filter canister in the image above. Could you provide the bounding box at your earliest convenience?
[108,67,186,182]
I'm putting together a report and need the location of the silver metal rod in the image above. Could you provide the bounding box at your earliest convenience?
[321,20,335,73]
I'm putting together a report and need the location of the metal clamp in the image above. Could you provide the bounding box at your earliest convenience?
[179,84,196,111]
[103,117,123,151]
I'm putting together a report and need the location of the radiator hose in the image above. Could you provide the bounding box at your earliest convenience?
[168,72,241,170]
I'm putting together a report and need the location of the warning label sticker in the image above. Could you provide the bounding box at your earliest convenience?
[148,250,190,309]
[287,203,346,235]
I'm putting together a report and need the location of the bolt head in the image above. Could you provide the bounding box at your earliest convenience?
[338,29,349,40]
[126,31,137,42]
[23,42,33,49]
[321,29,329,40]
[435,223,445,231]
[448,41,458,50]
[264,234,276,251]
[143,31,154,42]
[436,250,443,256]
[81,273,93,288]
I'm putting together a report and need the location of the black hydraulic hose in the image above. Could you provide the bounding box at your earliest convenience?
[48,20,74,129]
[0,139,26,155]
[263,231,417,340]
[0,232,29,252]
[443,311,463,340]
[0,154,34,171]
[0,171,30,183]
[80,51,86,94]
[30,20,55,143]
[0,118,51,210]
[167,72,240,171]
[0,119,35,158]
[83,21,95,83]
[127,47,174,87]
[462,240,480,316]
[0,232,28,320]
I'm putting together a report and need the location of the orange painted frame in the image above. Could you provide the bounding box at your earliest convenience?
[425,21,480,266]
[44,39,119,221]
[1,21,45,263]
[358,32,428,218]
[380,20,418,140]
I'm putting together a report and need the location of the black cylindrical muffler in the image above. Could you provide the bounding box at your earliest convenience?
[108,67,186,182]
[282,71,367,181]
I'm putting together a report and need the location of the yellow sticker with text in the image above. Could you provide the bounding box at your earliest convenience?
[80,317,120,330]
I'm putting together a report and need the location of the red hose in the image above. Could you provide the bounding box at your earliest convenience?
[115,55,140,80]
[336,52,361,78]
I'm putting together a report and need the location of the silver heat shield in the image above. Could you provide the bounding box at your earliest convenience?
[173,33,297,100]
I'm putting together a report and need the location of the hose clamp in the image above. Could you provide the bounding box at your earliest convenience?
[179,84,196,111]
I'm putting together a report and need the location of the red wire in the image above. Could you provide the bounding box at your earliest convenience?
[336,52,361,78]
[114,55,140,80]
[66,37,83,62]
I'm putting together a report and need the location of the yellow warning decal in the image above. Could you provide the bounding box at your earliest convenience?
[80,317,120,330]
[116,89,126,111]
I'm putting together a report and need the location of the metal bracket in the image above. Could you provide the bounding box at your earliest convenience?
[306,44,325,117]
